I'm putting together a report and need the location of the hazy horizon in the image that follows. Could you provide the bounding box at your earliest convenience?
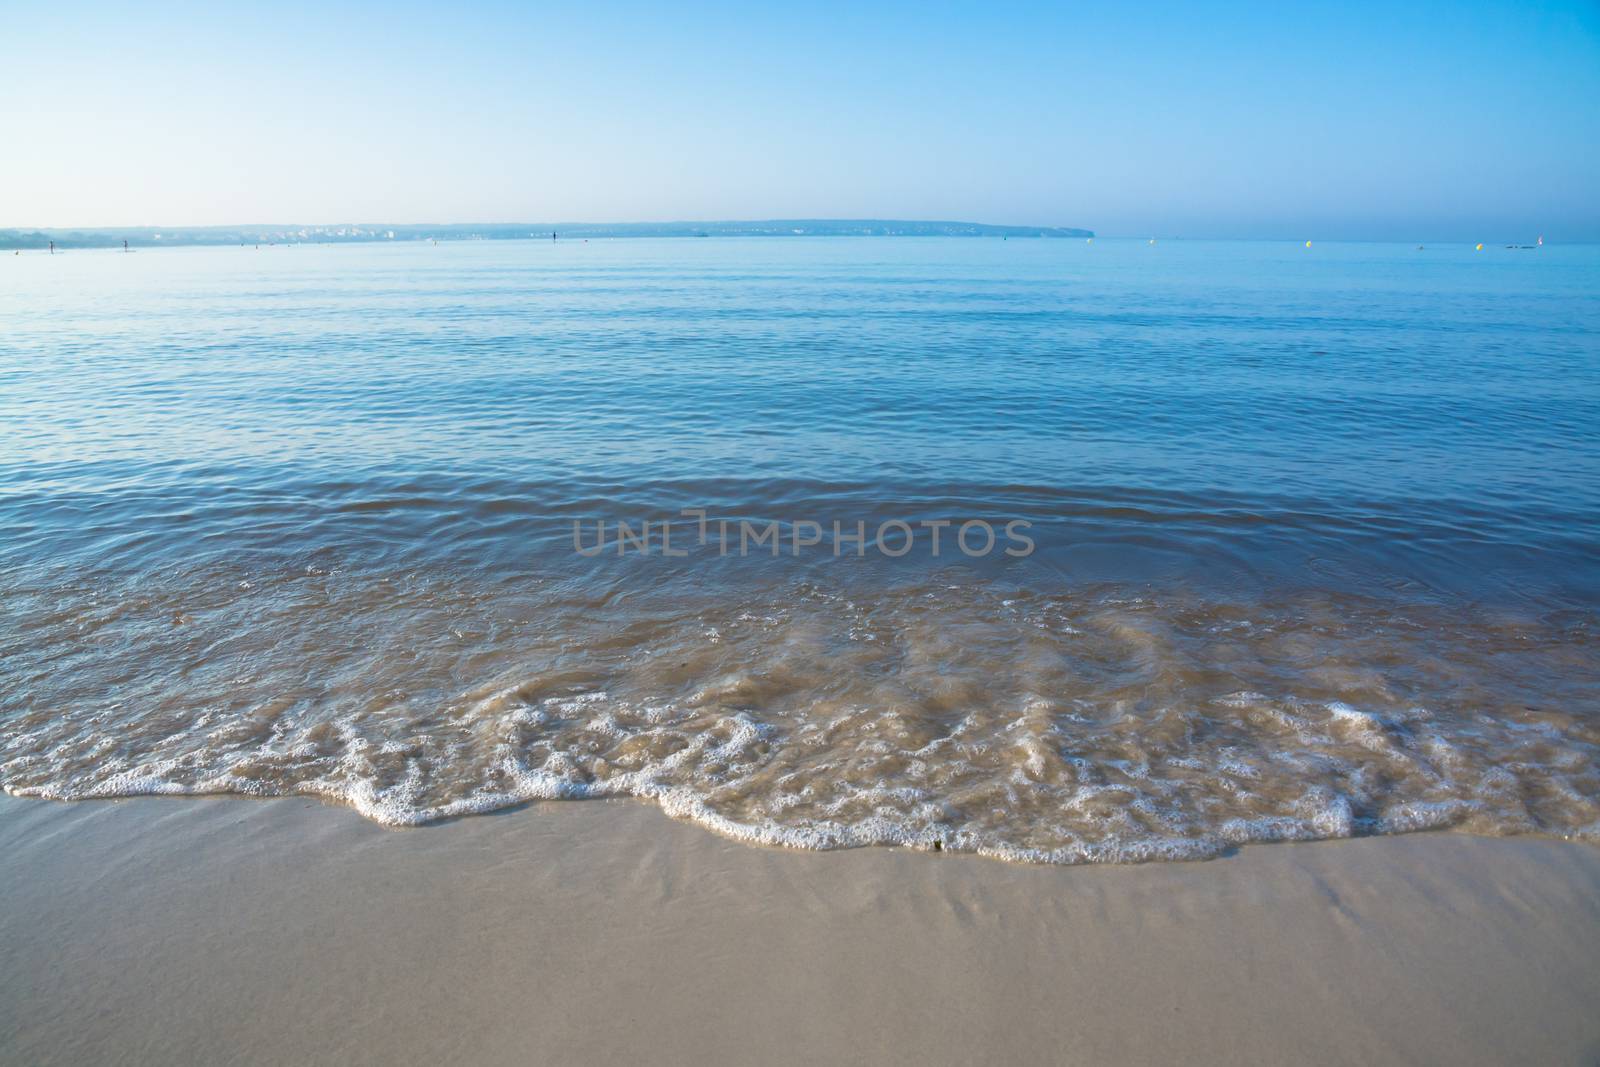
[5,1,1598,242]
[2,218,1589,245]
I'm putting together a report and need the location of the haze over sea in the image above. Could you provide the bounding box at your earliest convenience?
[2,236,1597,862]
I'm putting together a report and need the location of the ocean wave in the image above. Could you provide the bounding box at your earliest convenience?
[3,567,1596,863]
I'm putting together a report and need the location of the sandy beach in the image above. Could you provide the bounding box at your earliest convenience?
[2,795,1596,1065]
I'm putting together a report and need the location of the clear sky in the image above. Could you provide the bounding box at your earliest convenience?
[4,1,1597,240]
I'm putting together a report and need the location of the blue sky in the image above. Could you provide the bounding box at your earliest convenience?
[4,1,1597,239]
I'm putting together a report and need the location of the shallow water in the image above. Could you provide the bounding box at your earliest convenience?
[2,237,1597,860]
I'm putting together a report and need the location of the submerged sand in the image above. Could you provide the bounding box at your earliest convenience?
[1,795,1597,1066]
[10,569,1599,862]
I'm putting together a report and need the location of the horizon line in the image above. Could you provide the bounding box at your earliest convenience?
[1,218,1576,248]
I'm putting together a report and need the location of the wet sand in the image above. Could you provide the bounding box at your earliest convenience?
[1,795,1597,1066]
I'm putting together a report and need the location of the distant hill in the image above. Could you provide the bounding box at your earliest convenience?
[0,219,1092,250]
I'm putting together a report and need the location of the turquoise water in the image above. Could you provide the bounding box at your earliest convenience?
[2,238,1597,860]
[5,237,1596,595]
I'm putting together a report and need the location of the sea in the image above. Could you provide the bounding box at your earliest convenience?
[2,236,1596,863]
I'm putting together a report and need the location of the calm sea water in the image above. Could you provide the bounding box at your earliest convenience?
[2,237,1597,861]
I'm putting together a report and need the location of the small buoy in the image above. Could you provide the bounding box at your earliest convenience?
[1537,235,1543,246]
[1305,240,1312,248]
[1475,243,1483,251]
[1086,237,1092,244]
[1148,238,1156,245]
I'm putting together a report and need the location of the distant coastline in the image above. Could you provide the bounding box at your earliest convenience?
[0,218,1092,250]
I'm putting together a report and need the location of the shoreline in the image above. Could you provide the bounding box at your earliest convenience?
[3,795,1597,1065]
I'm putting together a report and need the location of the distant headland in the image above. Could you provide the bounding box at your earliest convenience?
[0,219,1092,250]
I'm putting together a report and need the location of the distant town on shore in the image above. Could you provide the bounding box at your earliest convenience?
[0,219,1094,250]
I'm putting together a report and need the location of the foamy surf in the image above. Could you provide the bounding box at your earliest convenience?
[4,569,1596,864]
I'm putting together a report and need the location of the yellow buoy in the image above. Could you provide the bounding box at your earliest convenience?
[1305,240,1312,248]
[1475,243,1483,251]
